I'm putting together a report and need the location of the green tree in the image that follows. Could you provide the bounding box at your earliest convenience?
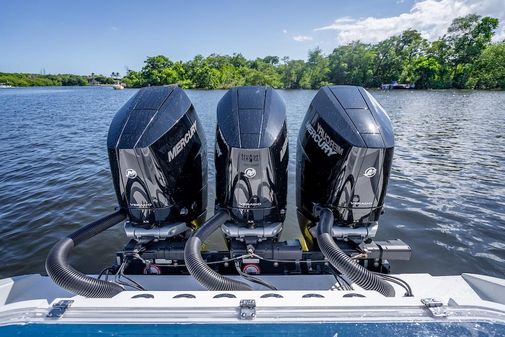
[372,29,428,86]
[262,55,280,65]
[426,39,452,88]
[397,29,429,83]
[373,36,403,85]
[141,55,174,85]
[122,70,144,88]
[186,55,220,88]
[299,48,330,89]
[467,42,505,89]
[328,42,376,87]
[412,56,440,89]
[279,58,306,89]
[445,14,499,88]
[244,58,282,87]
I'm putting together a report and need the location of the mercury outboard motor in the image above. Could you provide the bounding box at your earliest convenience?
[46,86,208,298]
[185,86,289,291]
[108,85,207,234]
[296,85,396,297]
[215,86,288,240]
[297,85,393,243]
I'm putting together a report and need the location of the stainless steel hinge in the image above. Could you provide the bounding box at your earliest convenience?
[239,299,256,320]
[421,298,447,318]
[46,300,74,318]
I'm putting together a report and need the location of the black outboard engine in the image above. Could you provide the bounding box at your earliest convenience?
[46,86,208,297]
[296,85,404,297]
[184,86,295,291]
[108,85,207,236]
[297,86,394,245]
[215,86,289,243]
[46,85,410,297]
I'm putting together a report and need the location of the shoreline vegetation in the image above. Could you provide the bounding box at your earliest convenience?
[1,15,504,90]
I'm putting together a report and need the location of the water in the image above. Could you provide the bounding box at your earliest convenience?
[1,322,503,337]
[0,87,504,279]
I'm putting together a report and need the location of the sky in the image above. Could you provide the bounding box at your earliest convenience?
[0,0,504,76]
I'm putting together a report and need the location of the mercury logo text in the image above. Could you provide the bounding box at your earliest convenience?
[306,122,343,156]
[168,122,197,163]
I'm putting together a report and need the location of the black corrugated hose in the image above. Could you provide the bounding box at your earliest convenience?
[45,210,126,298]
[184,209,252,291]
[317,207,395,297]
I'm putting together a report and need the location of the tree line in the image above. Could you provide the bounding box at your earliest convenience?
[1,14,503,90]
[0,72,119,87]
[123,14,504,90]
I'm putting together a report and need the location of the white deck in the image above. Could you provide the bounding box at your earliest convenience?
[1,273,504,325]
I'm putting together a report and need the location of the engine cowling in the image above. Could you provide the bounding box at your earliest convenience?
[296,86,394,245]
[214,86,288,231]
[107,86,207,229]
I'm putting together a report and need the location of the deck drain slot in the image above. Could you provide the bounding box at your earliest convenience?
[343,293,366,298]
[214,293,237,298]
[302,293,325,298]
[261,293,283,298]
[173,293,196,299]
[132,294,154,299]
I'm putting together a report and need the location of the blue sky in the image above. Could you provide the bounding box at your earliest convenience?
[0,0,502,75]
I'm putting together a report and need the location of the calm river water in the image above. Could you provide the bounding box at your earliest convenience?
[0,87,504,278]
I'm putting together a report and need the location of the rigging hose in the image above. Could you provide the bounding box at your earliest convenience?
[317,207,395,297]
[45,210,126,298]
[184,209,252,291]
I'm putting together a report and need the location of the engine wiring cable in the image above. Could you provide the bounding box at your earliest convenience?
[328,265,354,291]
[234,261,278,291]
[111,260,146,291]
[97,250,410,295]
[375,272,413,297]
[97,267,116,280]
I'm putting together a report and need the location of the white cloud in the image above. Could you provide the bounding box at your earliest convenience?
[495,29,505,41]
[282,29,288,34]
[292,35,313,42]
[315,0,505,44]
